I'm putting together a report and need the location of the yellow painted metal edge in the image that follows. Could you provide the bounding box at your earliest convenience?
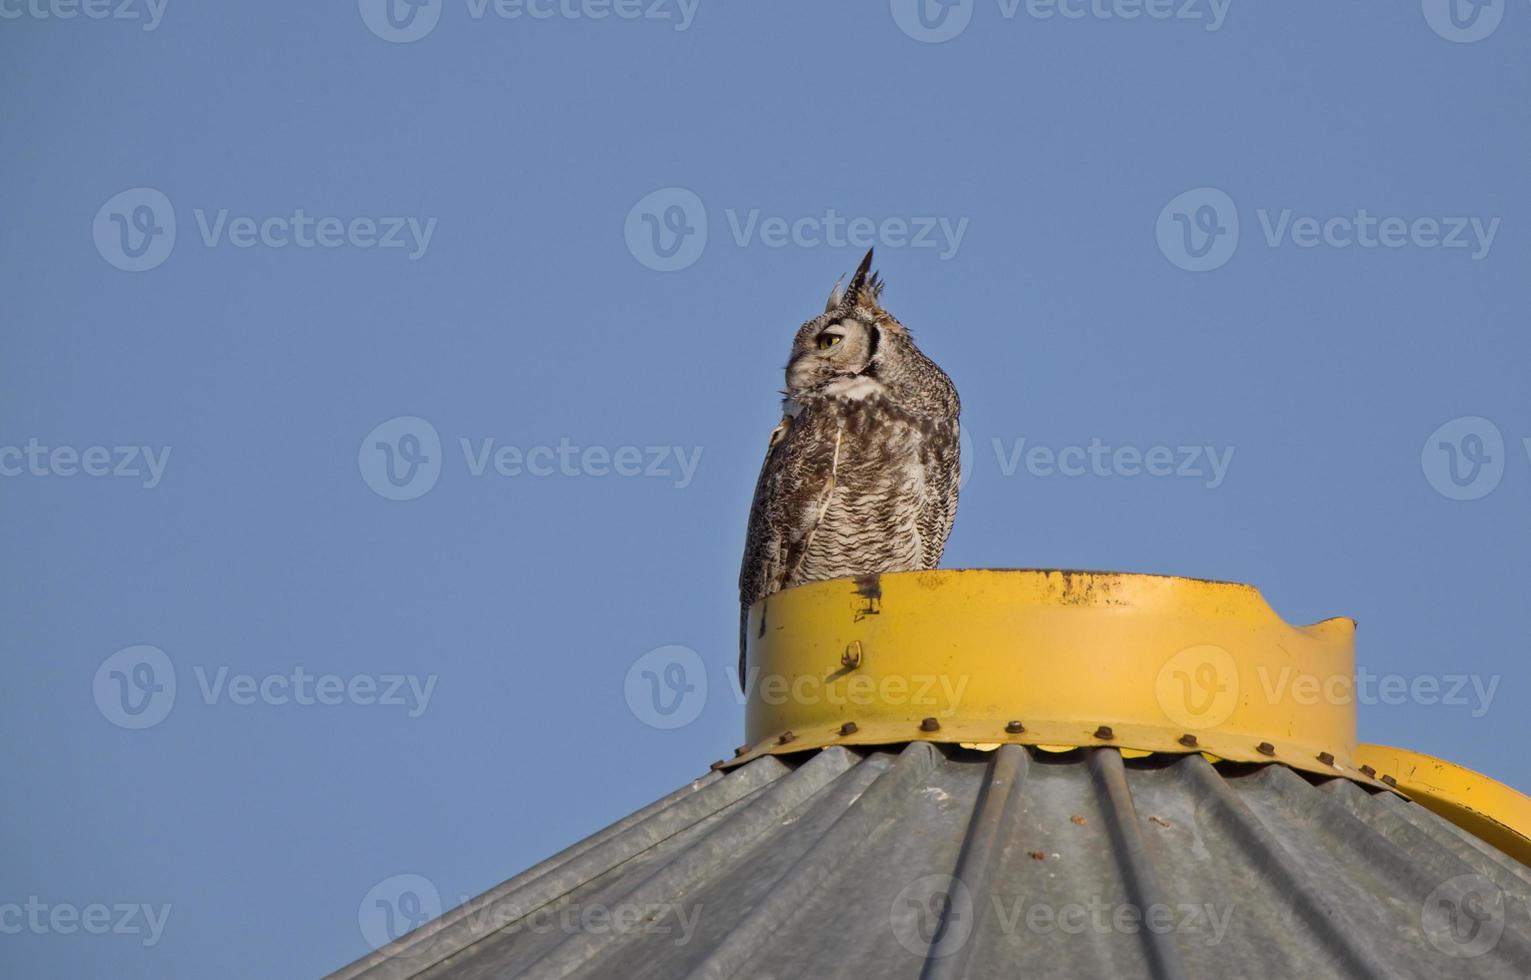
[1355,744,1531,868]
[722,723,1387,787]
[734,569,1374,784]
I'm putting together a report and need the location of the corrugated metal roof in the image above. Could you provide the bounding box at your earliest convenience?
[331,744,1531,980]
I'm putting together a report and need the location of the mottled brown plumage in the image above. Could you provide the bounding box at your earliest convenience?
[738,250,960,684]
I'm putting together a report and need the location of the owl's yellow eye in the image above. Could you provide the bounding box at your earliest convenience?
[816,333,843,350]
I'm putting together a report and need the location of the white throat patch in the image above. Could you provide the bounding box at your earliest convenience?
[822,375,886,401]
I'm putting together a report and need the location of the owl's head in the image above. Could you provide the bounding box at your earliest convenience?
[785,249,896,394]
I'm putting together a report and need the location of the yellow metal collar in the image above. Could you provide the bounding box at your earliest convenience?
[739,569,1361,777]
[731,569,1531,864]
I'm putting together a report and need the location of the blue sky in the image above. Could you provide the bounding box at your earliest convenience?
[2,2,1529,977]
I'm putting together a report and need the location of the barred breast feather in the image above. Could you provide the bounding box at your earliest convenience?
[738,384,959,683]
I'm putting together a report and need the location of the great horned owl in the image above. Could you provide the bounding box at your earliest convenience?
[738,249,961,683]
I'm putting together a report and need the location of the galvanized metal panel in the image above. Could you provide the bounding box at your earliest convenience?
[329,746,1531,980]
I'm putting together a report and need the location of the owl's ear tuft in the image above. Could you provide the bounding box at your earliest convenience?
[842,248,884,311]
[824,275,845,313]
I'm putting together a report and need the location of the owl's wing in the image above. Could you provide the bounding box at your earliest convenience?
[916,417,961,568]
[738,410,842,686]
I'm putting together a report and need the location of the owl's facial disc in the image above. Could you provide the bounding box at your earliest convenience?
[788,317,878,393]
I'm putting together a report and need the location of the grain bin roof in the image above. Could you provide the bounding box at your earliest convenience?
[329,570,1531,979]
[331,743,1531,979]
